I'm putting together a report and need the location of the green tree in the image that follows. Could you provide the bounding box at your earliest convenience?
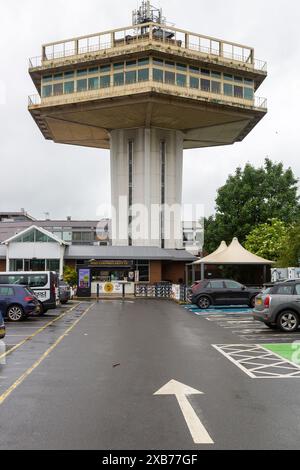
[204,159,299,252]
[63,265,77,286]
[277,221,300,267]
[244,219,288,261]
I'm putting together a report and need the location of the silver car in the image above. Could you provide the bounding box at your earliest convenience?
[253,281,300,332]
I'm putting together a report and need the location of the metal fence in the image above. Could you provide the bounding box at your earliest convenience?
[134,283,189,302]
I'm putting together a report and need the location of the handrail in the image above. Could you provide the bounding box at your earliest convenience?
[28,22,267,73]
[28,80,267,110]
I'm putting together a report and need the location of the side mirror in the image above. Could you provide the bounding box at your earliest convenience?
[241,286,246,291]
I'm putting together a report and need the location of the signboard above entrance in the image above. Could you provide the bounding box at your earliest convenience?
[88,260,133,269]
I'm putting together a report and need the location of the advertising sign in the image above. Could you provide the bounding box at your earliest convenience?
[79,269,91,289]
[99,282,123,294]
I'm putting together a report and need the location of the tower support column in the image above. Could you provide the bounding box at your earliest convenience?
[110,128,184,248]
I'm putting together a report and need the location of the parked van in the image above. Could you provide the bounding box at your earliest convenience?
[0,272,59,313]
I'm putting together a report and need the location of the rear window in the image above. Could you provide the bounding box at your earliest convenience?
[271,285,294,295]
[262,287,271,295]
[24,287,36,296]
[193,280,207,288]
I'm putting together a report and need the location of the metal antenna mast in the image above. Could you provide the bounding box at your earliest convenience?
[132,1,165,26]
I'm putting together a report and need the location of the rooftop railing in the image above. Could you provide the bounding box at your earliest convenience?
[29,22,267,72]
[28,79,267,111]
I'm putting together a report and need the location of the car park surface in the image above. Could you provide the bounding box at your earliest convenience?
[0,299,300,450]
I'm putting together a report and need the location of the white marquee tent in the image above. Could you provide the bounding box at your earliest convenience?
[192,238,274,281]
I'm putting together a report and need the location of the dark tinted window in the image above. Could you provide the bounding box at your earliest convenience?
[208,281,224,289]
[0,275,28,285]
[27,275,48,288]
[271,285,294,295]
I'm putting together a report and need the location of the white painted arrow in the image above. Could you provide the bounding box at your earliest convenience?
[154,380,214,445]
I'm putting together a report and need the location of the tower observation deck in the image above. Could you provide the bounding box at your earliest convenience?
[28,1,267,249]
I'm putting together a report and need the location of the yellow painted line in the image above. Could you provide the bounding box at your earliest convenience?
[0,303,83,362]
[0,303,94,406]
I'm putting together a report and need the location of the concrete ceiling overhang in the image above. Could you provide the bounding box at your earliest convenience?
[29,91,266,150]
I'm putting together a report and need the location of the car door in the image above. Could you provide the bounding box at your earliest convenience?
[207,280,226,305]
[224,280,247,305]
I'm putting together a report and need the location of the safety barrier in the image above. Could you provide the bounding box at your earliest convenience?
[134,283,189,302]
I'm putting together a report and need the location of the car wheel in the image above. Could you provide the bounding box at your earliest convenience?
[197,296,211,309]
[277,311,299,333]
[249,296,256,308]
[38,301,45,316]
[264,322,278,330]
[7,305,25,322]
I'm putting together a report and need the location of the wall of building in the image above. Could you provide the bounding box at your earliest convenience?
[110,128,183,248]
[0,260,6,271]
[162,262,185,284]
[149,261,162,283]
[8,242,63,260]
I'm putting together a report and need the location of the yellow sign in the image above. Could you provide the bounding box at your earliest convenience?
[104,282,114,294]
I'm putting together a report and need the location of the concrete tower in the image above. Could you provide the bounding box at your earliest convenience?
[28,1,267,249]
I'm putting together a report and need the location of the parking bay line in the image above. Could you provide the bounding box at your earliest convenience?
[0,303,95,406]
[0,303,83,362]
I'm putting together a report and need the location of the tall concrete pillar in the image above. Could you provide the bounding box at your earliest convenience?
[110,128,184,248]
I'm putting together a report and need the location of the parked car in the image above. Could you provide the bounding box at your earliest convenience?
[0,311,5,339]
[0,285,40,322]
[253,281,300,332]
[59,280,71,305]
[191,279,261,309]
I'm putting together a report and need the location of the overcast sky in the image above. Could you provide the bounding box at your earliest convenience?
[0,0,299,221]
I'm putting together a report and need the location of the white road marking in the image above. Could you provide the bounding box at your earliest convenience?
[213,344,300,378]
[4,335,31,338]
[154,380,214,445]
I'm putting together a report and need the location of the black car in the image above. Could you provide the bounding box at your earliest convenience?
[191,279,261,309]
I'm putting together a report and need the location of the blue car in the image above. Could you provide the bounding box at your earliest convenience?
[0,311,5,339]
[0,285,40,322]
